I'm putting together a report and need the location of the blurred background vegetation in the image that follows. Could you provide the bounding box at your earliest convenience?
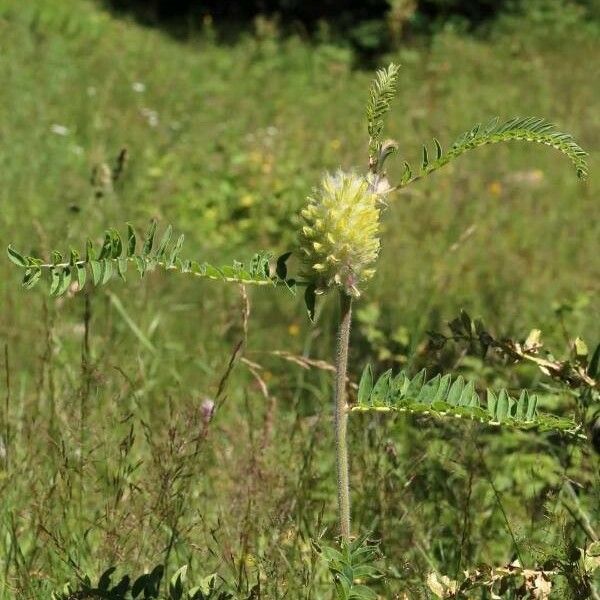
[105,0,600,53]
[0,0,598,597]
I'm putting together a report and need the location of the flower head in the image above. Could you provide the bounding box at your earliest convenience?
[298,171,381,297]
[200,398,215,425]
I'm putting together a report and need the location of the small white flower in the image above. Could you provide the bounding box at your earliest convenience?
[132,82,146,93]
[140,107,159,128]
[201,398,215,425]
[366,173,393,197]
[51,124,70,136]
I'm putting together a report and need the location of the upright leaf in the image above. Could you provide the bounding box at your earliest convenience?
[142,220,157,256]
[357,364,374,406]
[126,223,137,256]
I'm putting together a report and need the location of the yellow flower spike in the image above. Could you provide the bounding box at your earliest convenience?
[240,193,255,207]
[298,171,381,296]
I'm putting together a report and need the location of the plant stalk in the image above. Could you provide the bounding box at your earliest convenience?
[334,291,352,540]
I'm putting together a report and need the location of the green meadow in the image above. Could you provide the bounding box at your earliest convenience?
[0,1,598,597]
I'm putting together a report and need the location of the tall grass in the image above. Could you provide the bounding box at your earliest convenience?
[0,0,598,597]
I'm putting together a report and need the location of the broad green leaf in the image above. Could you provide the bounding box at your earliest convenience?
[434,374,452,402]
[109,228,122,259]
[304,284,316,322]
[98,232,112,260]
[90,260,102,285]
[276,251,292,280]
[22,268,42,290]
[357,364,374,406]
[142,220,157,256]
[101,260,113,285]
[406,369,426,399]
[117,258,128,281]
[417,374,440,404]
[459,380,476,406]
[526,394,538,421]
[516,390,527,420]
[496,389,510,422]
[7,245,27,267]
[126,223,136,256]
[447,376,465,406]
[55,267,72,297]
[371,369,392,405]
[487,389,497,418]
[76,263,87,291]
[98,566,116,591]
[49,267,63,296]
[169,233,185,266]
[156,224,172,259]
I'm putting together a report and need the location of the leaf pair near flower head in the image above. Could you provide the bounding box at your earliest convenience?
[296,63,588,300]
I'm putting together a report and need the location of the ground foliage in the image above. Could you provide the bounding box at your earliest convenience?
[0,1,599,598]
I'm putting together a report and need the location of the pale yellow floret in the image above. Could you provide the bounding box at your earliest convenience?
[297,170,381,297]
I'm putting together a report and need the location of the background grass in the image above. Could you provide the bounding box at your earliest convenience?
[0,0,598,597]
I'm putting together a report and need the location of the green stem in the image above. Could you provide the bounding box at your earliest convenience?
[334,291,352,540]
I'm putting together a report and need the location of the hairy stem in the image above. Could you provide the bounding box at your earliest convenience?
[334,291,352,540]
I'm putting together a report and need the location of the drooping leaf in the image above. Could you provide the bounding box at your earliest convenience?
[304,284,317,322]
[22,268,42,290]
[397,116,588,187]
[276,251,292,281]
[7,245,28,267]
[97,566,116,591]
